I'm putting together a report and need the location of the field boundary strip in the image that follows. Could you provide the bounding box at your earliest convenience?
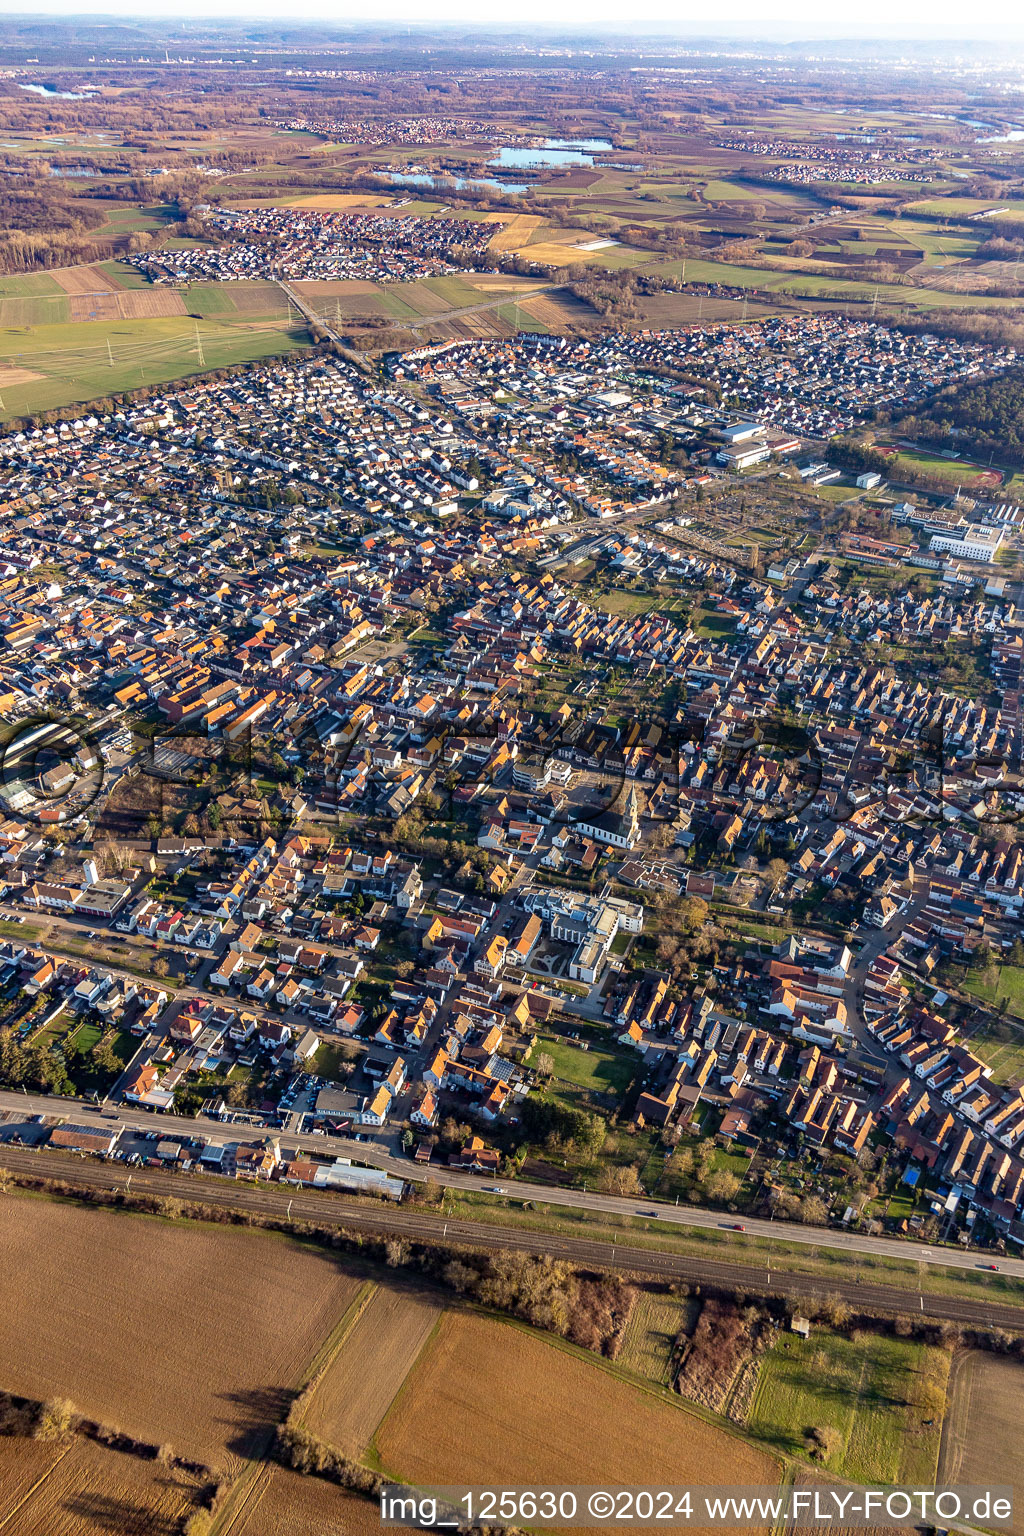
[305,1288,444,1461]
[204,1285,378,1536]
[210,1458,275,1536]
[0,1442,73,1533]
[296,1279,379,1406]
[366,1307,446,1474]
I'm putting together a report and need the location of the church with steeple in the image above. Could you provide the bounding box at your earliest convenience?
[574,782,642,850]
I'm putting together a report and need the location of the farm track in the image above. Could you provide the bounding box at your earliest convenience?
[3,1145,1024,1331]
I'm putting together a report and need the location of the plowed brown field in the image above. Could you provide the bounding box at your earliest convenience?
[50,266,121,296]
[375,1312,780,1536]
[0,1440,68,1529]
[0,1439,200,1536]
[939,1351,1024,1534]
[0,1198,361,1470]
[304,1285,440,1456]
[68,291,187,323]
[229,1467,380,1536]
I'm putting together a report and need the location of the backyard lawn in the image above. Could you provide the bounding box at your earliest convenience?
[528,1033,637,1097]
[964,964,1024,1020]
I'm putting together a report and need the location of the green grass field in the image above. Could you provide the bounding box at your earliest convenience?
[966,1017,1024,1086]
[0,272,65,299]
[527,1033,637,1097]
[418,274,492,307]
[182,282,239,316]
[749,1329,950,1484]
[964,964,1024,1022]
[909,197,1024,219]
[0,314,310,419]
[178,280,291,320]
[93,202,177,235]
[97,261,154,290]
[370,286,427,321]
[0,295,71,327]
[617,1291,697,1384]
[647,255,1024,309]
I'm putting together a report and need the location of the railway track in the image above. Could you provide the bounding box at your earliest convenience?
[3,1145,1023,1332]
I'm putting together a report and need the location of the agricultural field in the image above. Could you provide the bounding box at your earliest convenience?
[0,293,71,327]
[375,1311,780,1524]
[303,1285,441,1457]
[0,1440,68,1529]
[90,203,178,237]
[0,272,66,299]
[0,263,191,327]
[282,192,392,210]
[50,264,124,298]
[487,213,544,251]
[0,1196,362,1469]
[183,280,292,319]
[0,1438,203,1536]
[749,1328,951,1485]
[938,1350,1024,1524]
[518,289,599,328]
[0,313,309,421]
[66,289,188,323]
[228,1467,380,1536]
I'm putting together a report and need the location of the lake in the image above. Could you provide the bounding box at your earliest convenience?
[19,82,98,100]
[383,171,529,195]
[489,137,611,170]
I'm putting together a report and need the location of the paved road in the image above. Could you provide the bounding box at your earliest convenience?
[276,281,373,372]
[1,1142,1020,1331]
[1,1089,1019,1278]
[842,879,929,1059]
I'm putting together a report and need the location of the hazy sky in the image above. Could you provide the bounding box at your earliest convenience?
[5,0,1024,36]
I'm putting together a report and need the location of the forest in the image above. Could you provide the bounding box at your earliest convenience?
[897,366,1024,470]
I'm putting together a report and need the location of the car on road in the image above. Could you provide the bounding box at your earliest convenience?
[486,1185,509,1194]
[730,1223,746,1231]
[982,1262,1000,1271]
